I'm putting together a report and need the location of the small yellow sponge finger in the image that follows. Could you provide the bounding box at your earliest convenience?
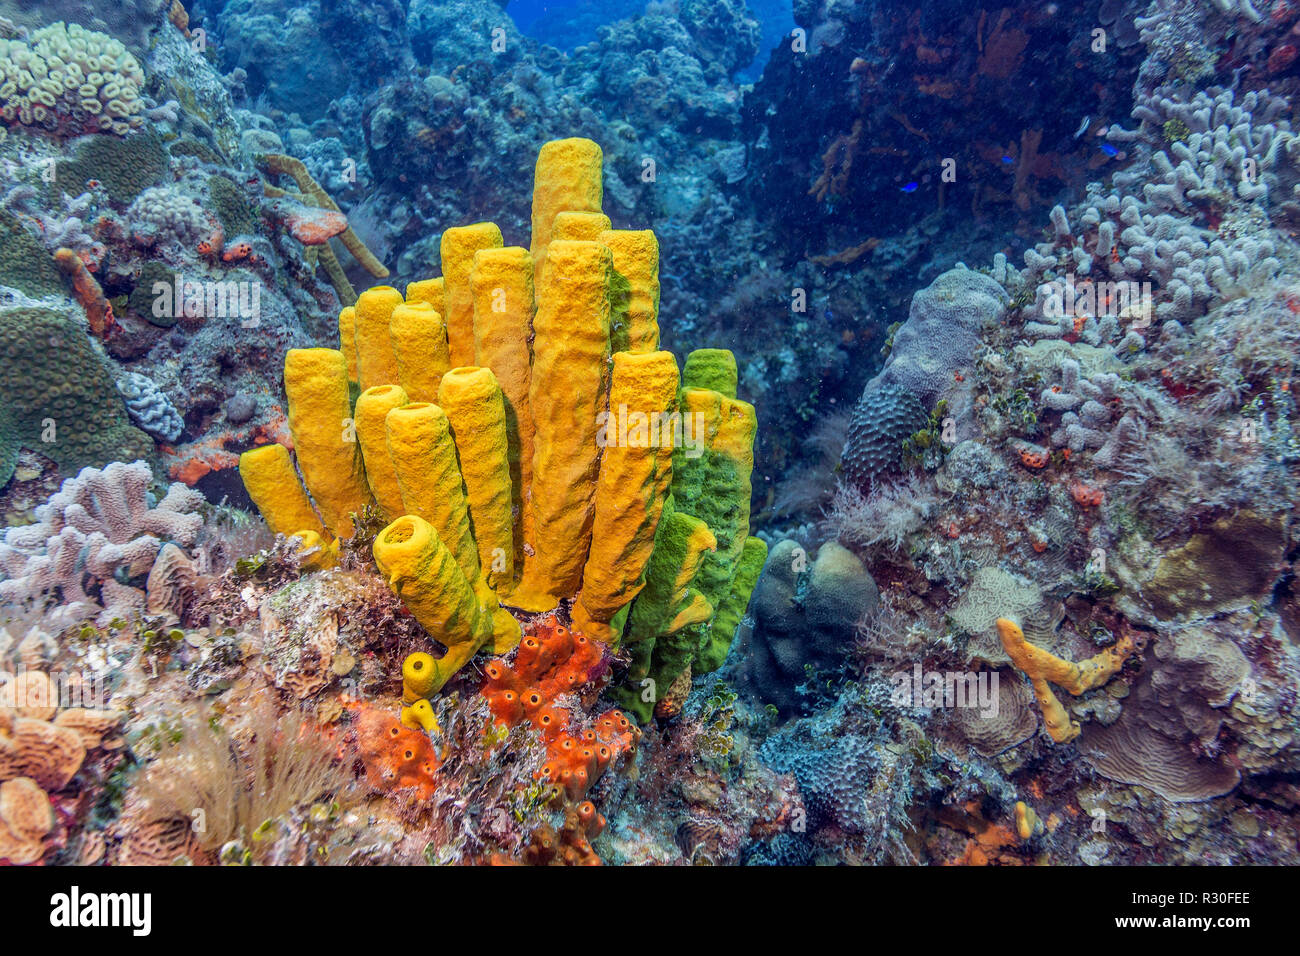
[405,277,445,316]
[284,347,370,539]
[354,285,404,390]
[337,306,358,381]
[238,444,324,538]
[552,211,611,241]
[354,384,409,521]
[599,229,660,353]
[390,301,450,403]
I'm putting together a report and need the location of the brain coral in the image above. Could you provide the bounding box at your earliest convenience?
[868,267,1009,409]
[0,308,153,486]
[0,21,145,137]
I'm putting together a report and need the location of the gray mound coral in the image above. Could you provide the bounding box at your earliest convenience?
[116,372,184,443]
[0,21,146,136]
[735,539,878,713]
[0,460,204,628]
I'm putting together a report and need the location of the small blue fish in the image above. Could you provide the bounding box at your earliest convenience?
[899,182,918,193]
[1001,155,1015,165]
[1099,142,1119,158]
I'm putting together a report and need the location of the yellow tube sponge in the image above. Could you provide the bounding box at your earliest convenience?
[390,301,450,402]
[353,285,404,391]
[573,350,679,642]
[529,138,603,288]
[513,238,613,611]
[402,652,437,703]
[405,277,445,317]
[437,367,515,591]
[996,618,1138,744]
[337,306,358,382]
[284,347,370,539]
[354,384,409,521]
[552,211,612,241]
[469,245,535,582]
[401,700,441,733]
[291,529,339,571]
[383,402,478,577]
[440,223,503,368]
[375,516,491,695]
[238,443,324,538]
[598,229,660,353]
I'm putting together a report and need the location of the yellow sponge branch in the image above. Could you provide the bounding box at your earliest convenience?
[384,402,478,579]
[238,444,324,538]
[438,367,516,592]
[354,384,409,521]
[470,246,536,584]
[284,347,371,539]
[529,138,603,288]
[440,223,503,368]
[390,301,450,402]
[599,229,660,353]
[373,516,491,695]
[573,350,679,642]
[996,618,1138,744]
[513,238,612,611]
[354,285,404,391]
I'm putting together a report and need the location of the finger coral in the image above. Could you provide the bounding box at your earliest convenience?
[0,460,204,628]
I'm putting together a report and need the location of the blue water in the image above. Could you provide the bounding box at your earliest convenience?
[508,0,793,80]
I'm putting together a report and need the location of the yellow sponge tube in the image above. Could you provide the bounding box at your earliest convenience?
[354,384,409,521]
[438,367,515,592]
[337,306,358,382]
[353,286,404,391]
[402,652,437,703]
[573,350,679,642]
[383,402,477,578]
[373,515,491,695]
[291,529,339,571]
[390,301,450,402]
[469,246,535,583]
[284,347,370,538]
[405,277,445,317]
[599,229,660,353]
[238,444,325,538]
[529,138,603,288]
[513,238,612,611]
[440,223,503,368]
[552,211,612,241]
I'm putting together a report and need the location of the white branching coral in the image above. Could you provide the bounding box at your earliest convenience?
[0,22,146,137]
[0,461,204,628]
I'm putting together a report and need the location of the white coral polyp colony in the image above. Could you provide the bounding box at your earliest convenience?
[0,21,146,136]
